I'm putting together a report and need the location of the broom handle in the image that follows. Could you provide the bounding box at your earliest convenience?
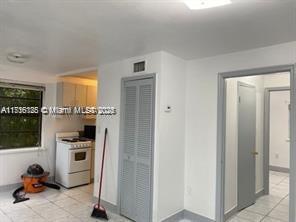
[98,128,108,206]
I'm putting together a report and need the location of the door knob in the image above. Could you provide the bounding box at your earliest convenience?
[252,151,259,156]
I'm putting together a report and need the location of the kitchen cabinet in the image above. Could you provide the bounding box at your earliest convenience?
[57,82,76,107]
[87,85,97,107]
[76,84,87,107]
[57,82,96,107]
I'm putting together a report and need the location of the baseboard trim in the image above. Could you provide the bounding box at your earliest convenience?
[270,165,290,173]
[0,182,22,192]
[184,210,214,222]
[162,209,214,222]
[255,189,265,199]
[224,206,238,221]
[0,176,54,192]
[92,196,118,213]
[162,210,184,222]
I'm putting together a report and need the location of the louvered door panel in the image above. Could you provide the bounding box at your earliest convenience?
[121,159,136,219]
[136,162,151,221]
[135,80,153,222]
[137,84,153,160]
[120,84,137,221]
[124,86,137,156]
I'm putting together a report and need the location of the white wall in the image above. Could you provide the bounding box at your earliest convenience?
[263,72,290,88]
[185,41,296,220]
[264,72,290,170]
[269,90,290,169]
[157,52,186,221]
[224,76,264,214]
[0,65,86,186]
[94,51,186,222]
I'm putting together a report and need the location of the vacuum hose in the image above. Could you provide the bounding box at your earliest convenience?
[12,186,30,204]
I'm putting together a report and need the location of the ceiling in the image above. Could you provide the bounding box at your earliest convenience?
[0,0,295,75]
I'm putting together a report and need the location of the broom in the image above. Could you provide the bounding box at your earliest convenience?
[91,128,108,220]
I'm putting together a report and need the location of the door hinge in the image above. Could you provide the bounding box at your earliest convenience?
[238,96,241,103]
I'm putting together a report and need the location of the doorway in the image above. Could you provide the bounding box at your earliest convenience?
[118,74,155,222]
[216,65,296,222]
[264,87,290,197]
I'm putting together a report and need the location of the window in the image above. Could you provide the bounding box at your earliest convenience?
[0,83,43,149]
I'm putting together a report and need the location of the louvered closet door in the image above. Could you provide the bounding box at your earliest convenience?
[120,77,154,222]
[121,81,137,221]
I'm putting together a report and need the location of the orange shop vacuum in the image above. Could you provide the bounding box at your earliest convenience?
[12,164,60,204]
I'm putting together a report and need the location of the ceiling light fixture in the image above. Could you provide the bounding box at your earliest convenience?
[7,52,30,64]
[184,0,232,10]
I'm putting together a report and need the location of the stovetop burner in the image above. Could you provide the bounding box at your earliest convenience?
[62,138,90,143]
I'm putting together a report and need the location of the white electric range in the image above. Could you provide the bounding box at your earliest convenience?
[55,132,92,188]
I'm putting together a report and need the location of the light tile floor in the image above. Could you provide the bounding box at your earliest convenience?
[228,171,290,222]
[0,171,289,222]
[0,183,131,222]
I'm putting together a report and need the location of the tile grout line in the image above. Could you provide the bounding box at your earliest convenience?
[277,175,289,185]
[4,186,94,222]
[236,172,289,222]
[260,173,289,221]
[0,207,12,221]
[259,193,289,222]
[45,187,93,222]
